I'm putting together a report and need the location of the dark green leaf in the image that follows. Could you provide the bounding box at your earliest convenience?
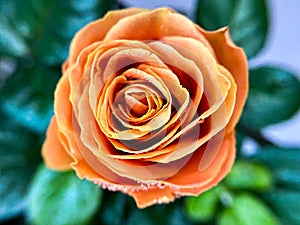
[264,189,300,225]
[0,0,16,20]
[224,161,273,191]
[235,130,245,153]
[14,0,60,39]
[0,56,17,89]
[274,168,300,190]
[27,165,102,225]
[217,193,280,225]
[184,185,223,222]
[241,67,300,129]
[99,192,128,225]
[1,0,114,63]
[0,113,40,222]
[196,0,235,29]
[252,147,300,190]
[0,15,29,57]
[124,203,192,225]
[255,148,300,224]
[33,0,114,65]
[166,203,193,225]
[125,205,167,225]
[252,147,300,171]
[196,0,268,58]
[0,64,60,133]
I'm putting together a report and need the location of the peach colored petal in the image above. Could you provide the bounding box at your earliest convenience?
[147,40,203,109]
[71,84,155,186]
[97,67,172,142]
[165,131,235,188]
[42,117,73,171]
[76,90,195,181]
[55,67,140,187]
[128,186,176,208]
[146,69,233,163]
[104,8,209,45]
[54,73,118,186]
[199,27,248,132]
[66,8,148,69]
[54,71,74,141]
[127,131,236,208]
[68,42,103,105]
[173,131,236,195]
[74,84,191,181]
[160,36,223,106]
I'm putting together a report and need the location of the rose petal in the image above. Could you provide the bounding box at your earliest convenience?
[42,117,73,171]
[75,81,185,181]
[128,185,176,209]
[126,131,236,208]
[65,8,148,70]
[147,67,233,163]
[164,131,235,187]
[199,27,248,133]
[104,8,213,53]
[173,131,236,197]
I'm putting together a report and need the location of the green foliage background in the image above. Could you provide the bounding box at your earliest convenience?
[0,0,300,224]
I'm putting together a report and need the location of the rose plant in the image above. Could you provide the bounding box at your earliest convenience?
[42,7,248,208]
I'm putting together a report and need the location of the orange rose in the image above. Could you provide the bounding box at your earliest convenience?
[42,7,248,208]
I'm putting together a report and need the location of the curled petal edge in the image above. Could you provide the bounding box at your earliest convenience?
[127,131,236,208]
[42,117,73,171]
[199,27,248,133]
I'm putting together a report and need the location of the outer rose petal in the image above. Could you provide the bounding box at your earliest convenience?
[42,117,73,171]
[129,186,176,209]
[128,131,236,208]
[103,8,213,53]
[64,8,148,71]
[199,27,248,133]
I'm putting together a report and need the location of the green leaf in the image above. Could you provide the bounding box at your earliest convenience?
[0,64,60,133]
[126,209,161,225]
[254,148,300,224]
[0,113,40,222]
[0,56,17,88]
[184,185,223,222]
[14,0,60,39]
[241,67,300,129]
[124,202,192,225]
[99,192,128,225]
[27,165,102,225]
[252,147,300,191]
[33,0,114,65]
[0,15,29,57]
[264,189,300,225]
[224,161,273,191]
[217,193,280,225]
[196,0,268,58]
[235,130,245,153]
[1,0,114,63]
[252,147,300,171]
[274,168,300,190]
[166,203,194,225]
[125,205,167,225]
[0,0,15,20]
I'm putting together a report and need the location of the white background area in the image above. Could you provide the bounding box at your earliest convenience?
[123,0,300,147]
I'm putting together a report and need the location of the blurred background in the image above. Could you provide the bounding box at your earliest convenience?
[1,0,300,225]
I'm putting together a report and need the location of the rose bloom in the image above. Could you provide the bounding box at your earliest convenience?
[42,7,248,208]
